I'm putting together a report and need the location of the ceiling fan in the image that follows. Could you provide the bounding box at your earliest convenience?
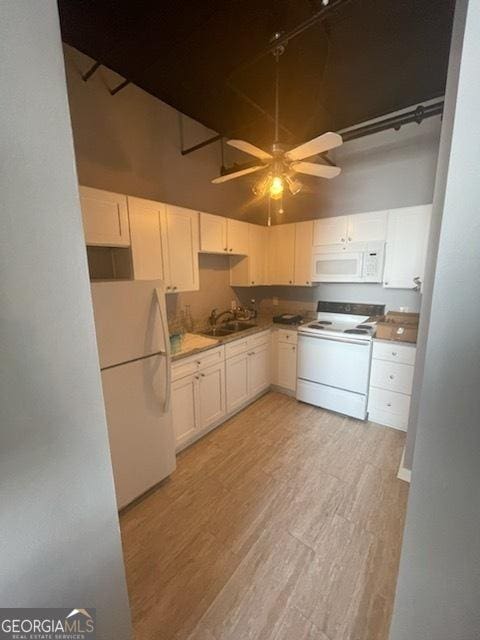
[212,35,343,204]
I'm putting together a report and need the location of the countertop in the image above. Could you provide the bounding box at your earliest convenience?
[170,318,275,362]
[170,320,417,362]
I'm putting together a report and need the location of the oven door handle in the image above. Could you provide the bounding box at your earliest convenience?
[298,332,371,346]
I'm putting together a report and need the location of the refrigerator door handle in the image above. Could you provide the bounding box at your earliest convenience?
[155,285,171,414]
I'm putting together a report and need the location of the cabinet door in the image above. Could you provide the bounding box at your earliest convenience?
[162,205,199,292]
[277,342,297,391]
[200,212,228,253]
[383,205,431,289]
[128,196,164,280]
[249,224,267,285]
[197,362,226,431]
[268,224,295,285]
[248,343,271,398]
[171,375,197,449]
[226,352,249,413]
[79,186,130,247]
[347,210,387,243]
[227,218,249,255]
[313,216,348,247]
[294,220,314,286]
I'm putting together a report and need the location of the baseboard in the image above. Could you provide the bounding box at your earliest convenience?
[397,448,411,483]
[271,384,296,397]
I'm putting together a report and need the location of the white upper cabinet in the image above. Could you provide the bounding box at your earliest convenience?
[227,218,249,255]
[128,196,164,280]
[199,213,249,255]
[268,224,296,285]
[313,216,348,246]
[294,220,314,286]
[383,205,432,290]
[248,224,267,285]
[80,186,130,247]
[161,205,199,293]
[347,210,387,244]
[313,211,387,248]
[199,212,228,253]
[229,223,267,287]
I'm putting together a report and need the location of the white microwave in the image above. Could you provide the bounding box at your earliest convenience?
[311,242,385,283]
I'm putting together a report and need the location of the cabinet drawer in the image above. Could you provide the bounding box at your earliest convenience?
[368,387,410,418]
[277,329,298,345]
[225,330,271,359]
[247,329,271,349]
[172,345,224,381]
[370,359,414,395]
[225,337,250,359]
[372,341,416,365]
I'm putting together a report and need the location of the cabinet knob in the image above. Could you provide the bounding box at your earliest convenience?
[166,286,171,290]
[348,237,352,242]
[341,237,346,242]
[172,286,177,290]
[387,402,392,407]
[229,248,233,252]
[384,281,389,285]
[389,374,395,380]
[200,373,205,377]
[392,352,398,357]
[195,375,200,380]
[306,281,309,285]
[224,247,228,251]
[292,346,296,351]
[251,281,255,285]
[289,280,292,284]
[196,360,201,365]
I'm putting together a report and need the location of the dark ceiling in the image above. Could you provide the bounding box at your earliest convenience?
[58,0,455,149]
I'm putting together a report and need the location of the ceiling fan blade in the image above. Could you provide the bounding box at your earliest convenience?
[211,164,265,184]
[291,161,341,179]
[227,139,273,161]
[285,132,343,161]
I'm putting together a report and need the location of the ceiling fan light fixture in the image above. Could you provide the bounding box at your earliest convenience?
[269,175,284,200]
[286,175,302,195]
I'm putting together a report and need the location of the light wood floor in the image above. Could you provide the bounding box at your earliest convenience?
[120,391,408,640]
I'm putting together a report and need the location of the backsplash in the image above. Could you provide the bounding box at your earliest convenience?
[166,253,239,333]
[236,282,421,319]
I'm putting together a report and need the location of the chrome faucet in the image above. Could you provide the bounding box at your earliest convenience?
[209,308,235,326]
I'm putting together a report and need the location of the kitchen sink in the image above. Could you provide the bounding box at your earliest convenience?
[201,327,234,337]
[221,321,257,332]
[199,321,257,338]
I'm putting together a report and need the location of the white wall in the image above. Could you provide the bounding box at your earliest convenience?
[0,4,131,638]
[63,45,251,220]
[390,1,480,637]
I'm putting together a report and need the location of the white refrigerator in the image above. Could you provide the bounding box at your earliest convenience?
[91,279,176,509]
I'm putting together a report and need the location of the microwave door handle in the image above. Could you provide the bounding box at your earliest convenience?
[155,285,171,414]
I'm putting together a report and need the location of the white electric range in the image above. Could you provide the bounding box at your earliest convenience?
[296,301,385,419]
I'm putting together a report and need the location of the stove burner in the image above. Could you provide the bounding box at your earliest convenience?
[344,328,369,335]
[317,320,332,325]
[309,323,327,329]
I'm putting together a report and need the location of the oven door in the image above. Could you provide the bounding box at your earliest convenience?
[311,250,364,282]
[297,333,371,394]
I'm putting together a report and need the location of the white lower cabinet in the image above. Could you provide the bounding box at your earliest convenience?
[368,340,416,431]
[247,343,270,397]
[171,374,197,449]
[197,362,226,430]
[171,361,226,449]
[226,352,249,413]
[172,331,271,450]
[272,329,298,393]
